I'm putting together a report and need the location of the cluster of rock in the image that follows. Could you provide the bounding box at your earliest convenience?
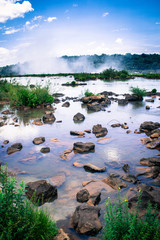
[81,95,111,112]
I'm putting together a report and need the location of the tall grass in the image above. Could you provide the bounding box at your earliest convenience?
[130,86,147,97]
[0,166,58,240]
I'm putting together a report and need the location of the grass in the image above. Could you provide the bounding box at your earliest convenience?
[102,190,160,240]
[130,86,147,97]
[84,89,95,97]
[0,166,58,240]
[0,80,53,107]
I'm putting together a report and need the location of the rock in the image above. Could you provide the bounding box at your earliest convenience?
[125,94,143,102]
[81,95,105,104]
[109,173,120,178]
[53,98,60,104]
[62,101,70,107]
[70,131,85,136]
[60,149,73,160]
[25,180,57,206]
[71,205,102,235]
[84,163,106,173]
[87,102,103,112]
[54,229,70,240]
[33,137,45,145]
[97,137,112,144]
[111,123,121,128]
[146,105,150,110]
[32,119,43,126]
[140,138,151,145]
[48,138,59,142]
[145,98,154,102]
[122,164,130,173]
[73,162,83,167]
[102,176,127,190]
[92,124,108,138]
[13,117,18,123]
[126,130,132,134]
[82,180,96,187]
[122,174,139,184]
[76,189,90,203]
[84,129,91,133]
[0,122,5,127]
[118,99,128,105]
[73,142,95,153]
[87,192,101,206]
[40,147,50,153]
[146,139,160,149]
[140,157,160,167]
[43,112,56,124]
[52,93,65,98]
[1,110,14,115]
[48,172,66,187]
[7,143,23,155]
[121,124,129,129]
[140,121,160,132]
[73,112,85,122]
[150,133,159,138]
[3,140,9,145]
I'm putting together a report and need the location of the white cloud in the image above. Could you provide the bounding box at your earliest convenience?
[155,22,160,24]
[33,15,42,21]
[4,27,20,34]
[45,17,57,23]
[102,12,109,17]
[115,38,123,44]
[0,0,34,23]
[112,28,128,32]
[0,47,17,66]
[73,4,78,7]
[25,20,30,25]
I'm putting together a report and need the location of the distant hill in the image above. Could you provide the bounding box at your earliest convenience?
[0,53,160,76]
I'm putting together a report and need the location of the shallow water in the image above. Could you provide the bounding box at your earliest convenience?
[0,76,160,238]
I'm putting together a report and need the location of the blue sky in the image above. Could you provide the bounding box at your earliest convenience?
[0,0,160,67]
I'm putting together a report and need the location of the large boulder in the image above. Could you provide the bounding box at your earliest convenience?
[73,112,85,122]
[7,143,23,155]
[139,121,160,132]
[92,124,108,138]
[73,142,95,153]
[25,180,57,206]
[43,112,56,124]
[71,205,102,235]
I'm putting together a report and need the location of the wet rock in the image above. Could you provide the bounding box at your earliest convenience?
[0,122,5,127]
[33,137,45,145]
[140,157,160,167]
[111,123,121,128]
[7,143,23,155]
[53,98,60,104]
[25,180,57,206]
[118,99,128,105]
[48,172,66,187]
[100,91,115,96]
[1,109,14,115]
[43,112,56,124]
[150,133,159,138]
[54,229,70,240]
[87,102,103,112]
[92,124,108,138]
[73,112,85,122]
[126,130,132,134]
[82,180,96,187]
[122,164,130,173]
[71,205,102,235]
[32,119,43,126]
[109,173,120,178]
[125,94,143,102]
[52,93,65,98]
[102,176,127,190]
[137,184,153,192]
[140,137,151,145]
[146,105,150,110]
[145,98,154,102]
[81,95,105,104]
[62,101,70,107]
[97,137,112,144]
[60,149,73,160]
[87,192,101,206]
[84,129,91,133]
[13,117,18,123]
[76,189,90,203]
[3,140,9,145]
[140,121,160,132]
[70,131,85,136]
[146,139,160,149]
[122,174,139,184]
[121,124,129,129]
[84,163,106,173]
[144,166,160,179]
[73,162,83,167]
[73,142,95,153]
[40,147,50,153]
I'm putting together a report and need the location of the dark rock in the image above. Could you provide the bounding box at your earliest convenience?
[1,110,14,115]
[71,205,102,235]
[118,99,128,105]
[7,143,23,155]
[32,119,43,126]
[102,176,127,189]
[54,229,70,240]
[25,180,57,206]
[70,131,85,136]
[73,142,95,153]
[52,93,64,98]
[100,91,115,96]
[140,137,151,145]
[81,95,105,104]
[0,122,5,127]
[73,112,85,122]
[140,121,160,132]
[146,139,160,149]
[125,94,143,102]
[33,137,45,145]
[87,192,101,206]
[145,98,154,102]
[76,189,90,203]
[13,117,18,123]
[122,164,130,173]
[84,129,91,133]
[43,112,56,124]
[3,140,9,145]
[146,105,150,110]
[53,98,60,104]
[109,173,120,178]
[111,123,121,128]
[84,163,106,173]
[92,124,108,138]
[140,157,160,167]
[122,174,139,184]
[62,101,70,107]
[87,102,103,112]
[40,147,50,153]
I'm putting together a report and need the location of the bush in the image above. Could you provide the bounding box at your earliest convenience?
[102,191,160,240]
[152,88,157,93]
[0,166,58,240]
[84,89,94,97]
[130,86,147,97]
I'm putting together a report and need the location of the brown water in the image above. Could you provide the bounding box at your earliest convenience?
[0,76,160,238]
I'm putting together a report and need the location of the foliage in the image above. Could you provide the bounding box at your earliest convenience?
[152,88,157,93]
[0,166,58,240]
[84,89,94,97]
[0,80,53,107]
[71,80,76,86]
[102,191,160,240]
[100,68,130,80]
[130,86,147,97]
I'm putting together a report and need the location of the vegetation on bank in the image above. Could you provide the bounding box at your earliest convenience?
[130,86,147,97]
[133,73,160,79]
[0,166,58,240]
[0,80,53,107]
[102,191,160,240]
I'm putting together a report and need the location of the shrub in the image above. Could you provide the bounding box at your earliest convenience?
[152,88,157,93]
[71,80,76,86]
[84,89,94,97]
[0,166,58,240]
[130,86,147,97]
[102,191,160,240]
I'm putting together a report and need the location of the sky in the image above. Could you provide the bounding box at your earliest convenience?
[0,0,160,68]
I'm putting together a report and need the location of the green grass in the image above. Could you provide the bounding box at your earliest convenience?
[130,86,147,97]
[102,191,160,240]
[84,89,95,97]
[0,166,58,240]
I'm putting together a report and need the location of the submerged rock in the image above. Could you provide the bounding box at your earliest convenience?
[102,176,127,189]
[33,137,45,145]
[122,164,130,173]
[25,180,57,206]
[140,157,160,167]
[73,142,95,153]
[73,112,85,122]
[92,124,108,138]
[71,205,102,235]
[7,143,23,155]
[122,174,139,184]
[32,119,43,126]
[43,112,56,124]
[146,139,160,149]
